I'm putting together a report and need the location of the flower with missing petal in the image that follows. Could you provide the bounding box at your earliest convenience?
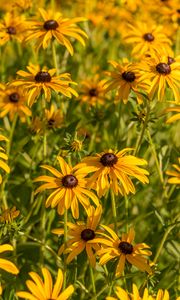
[105,59,150,104]
[0,244,19,275]
[34,156,99,219]
[91,226,152,277]
[75,149,149,197]
[52,205,102,267]
[16,267,74,300]
[25,8,88,54]
[13,64,78,107]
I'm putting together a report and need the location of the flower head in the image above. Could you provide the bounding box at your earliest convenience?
[106,283,151,300]
[76,149,149,197]
[26,8,88,54]
[45,104,63,129]
[34,156,99,218]
[0,206,20,224]
[13,64,78,107]
[105,59,150,104]
[91,226,152,277]
[16,267,74,300]
[0,84,31,121]
[0,244,19,274]
[53,205,102,267]
[139,53,180,102]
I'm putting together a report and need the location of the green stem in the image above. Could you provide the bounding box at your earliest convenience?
[63,209,68,290]
[147,129,164,184]
[124,194,129,232]
[52,41,59,74]
[110,189,117,232]
[90,265,96,299]
[116,101,121,147]
[133,101,150,156]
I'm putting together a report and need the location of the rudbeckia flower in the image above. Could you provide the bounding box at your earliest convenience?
[123,22,172,57]
[0,134,10,184]
[139,53,180,102]
[34,156,99,218]
[91,226,152,277]
[0,84,31,121]
[16,267,74,300]
[45,104,63,129]
[0,244,19,274]
[13,64,78,107]
[52,205,102,267]
[166,158,180,184]
[0,12,27,45]
[106,283,151,300]
[79,75,107,106]
[105,59,150,104]
[25,8,88,54]
[75,149,149,197]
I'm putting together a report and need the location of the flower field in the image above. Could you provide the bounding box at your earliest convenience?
[0,0,179,299]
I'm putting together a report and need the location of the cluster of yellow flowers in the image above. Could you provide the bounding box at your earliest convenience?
[0,0,179,299]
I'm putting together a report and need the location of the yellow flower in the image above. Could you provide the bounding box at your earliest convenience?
[76,149,149,197]
[91,226,152,277]
[16,267,74,300]
[105,59,150,104]
[79,75,107,106]
[0,206,20,224]
[70,139,83,152]
[0,134,10,184]
[30,116,43,135]
[52,205,102,267]
[34,156,99,218]
[166,158,180,184]
[26,8,88,54]
[13,64,78,107]
[0,12,27,45]
[0,84,31,121]
[0,244,19,274]
[139,53,180,102]
[165,104,180,123]
[106,283,152,300]
[123,22,172,58]
[45,104,63,129]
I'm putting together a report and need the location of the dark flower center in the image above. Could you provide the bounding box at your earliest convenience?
[122,71,136,82]
[44,20,59,30]
[89,88,98,97]
[177,9,180,13]
[9,92,19,103]
[81,229,95,241]
[100,153,118,167]
[34,71,51,83]
[143,33,154,42]
[48,119,55,127]
[118,241,133,254]
[7,26,16,35]
[156,63,171,75]
[167,56,175,65]
[62,174,78,188]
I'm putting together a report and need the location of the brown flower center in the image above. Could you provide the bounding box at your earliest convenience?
[48,119,55,127]
[143,33,154,42]
[7,26,16,35]
[122,71,136,82]
[35,71,51,83]
[167,56,175,65]
[9,92,19,103]
[118,241,133,254]
[44,20,59,30]
[89,88,98,97]
[177,9,180,13]
[81,229,95,241]
[156,63,171,75]
[100,153,118,167]
[62,175,78,188]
